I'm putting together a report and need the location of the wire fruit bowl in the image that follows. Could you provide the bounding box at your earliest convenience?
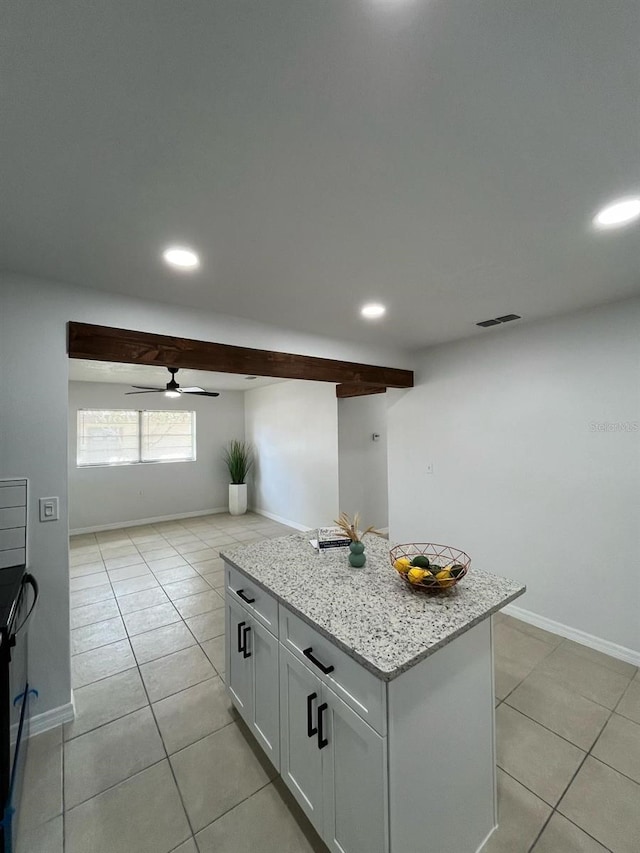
[389,543,471,593]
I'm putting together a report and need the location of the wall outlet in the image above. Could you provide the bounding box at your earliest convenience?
[426,463,434,474]
[39,496,59,522]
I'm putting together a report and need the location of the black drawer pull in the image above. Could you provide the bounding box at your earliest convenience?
[237,621,246,654]
[303,647,334,675]
[306,692,318,738]
[317,702,328,749]
[242,625,252,658]
[236,589,256,604]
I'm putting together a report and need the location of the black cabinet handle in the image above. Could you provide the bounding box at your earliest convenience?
[237,589,256,604]
[242,625,252,658]
[317,702,328,749]
[306,692,318,738]
[237,621,246,654]
[303,647,334,675]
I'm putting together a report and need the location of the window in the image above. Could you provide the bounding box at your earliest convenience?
[77,409,196,466]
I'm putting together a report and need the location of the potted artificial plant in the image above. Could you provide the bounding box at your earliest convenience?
[334,511,383,567]
[223,440,253,516]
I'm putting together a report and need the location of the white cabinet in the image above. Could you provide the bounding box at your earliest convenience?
[224,561,498,853]
[225,595,280,769]
[279,604,387,735]
[279,645,325,833]
[249,617,280,765]
[279,645,388,853]
[226,596,252,717]
[322,687,388,853]
[226,562,279,633]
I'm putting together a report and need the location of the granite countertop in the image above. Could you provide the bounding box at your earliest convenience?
[220,533,525,680]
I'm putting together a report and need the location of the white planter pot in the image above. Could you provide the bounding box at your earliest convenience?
[229,483,248,516]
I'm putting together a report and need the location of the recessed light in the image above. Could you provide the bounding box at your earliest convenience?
[361,303,386,319]
[245,376,258,381]
[593,197,640,229]
[162,245,200,270]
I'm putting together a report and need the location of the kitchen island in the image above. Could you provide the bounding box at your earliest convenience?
[220,533,525,853]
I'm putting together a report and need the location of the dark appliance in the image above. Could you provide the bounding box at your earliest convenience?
[0,567,38,853]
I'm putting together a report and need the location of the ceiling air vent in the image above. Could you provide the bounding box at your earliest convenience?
[476,314,521,328]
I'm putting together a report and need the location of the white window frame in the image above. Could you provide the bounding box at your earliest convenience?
[77,409,196,467]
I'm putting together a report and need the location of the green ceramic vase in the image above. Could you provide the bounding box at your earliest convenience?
[348,541,366,568]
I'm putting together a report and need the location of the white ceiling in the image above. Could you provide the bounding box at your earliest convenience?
[2,1,639,349]
[68,360,286,392]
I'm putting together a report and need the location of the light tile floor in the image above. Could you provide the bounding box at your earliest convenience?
[16,513,640,852]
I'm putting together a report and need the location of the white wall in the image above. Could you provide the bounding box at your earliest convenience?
[337,395,388,529]
[0,273,409,719]
[388,297,640,655]
[245,381,340,529]
[68,381,245,530]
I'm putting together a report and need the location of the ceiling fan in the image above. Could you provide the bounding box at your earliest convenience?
[125,367,220,398]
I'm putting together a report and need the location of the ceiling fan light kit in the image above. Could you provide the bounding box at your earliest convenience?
[125,367,220,398]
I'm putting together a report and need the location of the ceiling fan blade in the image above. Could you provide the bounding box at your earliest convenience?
[181,390,220,397]
[125,390,163,395]
[180,386,206,393]
[130,385,164,391]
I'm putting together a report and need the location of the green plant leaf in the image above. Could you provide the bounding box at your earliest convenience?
[223,440,253,484]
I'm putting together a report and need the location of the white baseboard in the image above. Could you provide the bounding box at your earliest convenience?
[249,507,309,532]
[503,603,640,667]
[477,823,498,853]
[11,700,75,743]
[70,508,229,535]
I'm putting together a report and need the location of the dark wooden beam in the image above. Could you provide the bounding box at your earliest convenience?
[68,322,414,388]
[336,384,387,398]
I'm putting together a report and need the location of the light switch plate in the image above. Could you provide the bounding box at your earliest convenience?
[39,497,59,522]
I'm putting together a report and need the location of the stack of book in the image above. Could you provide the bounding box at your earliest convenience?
[315,526,350,552]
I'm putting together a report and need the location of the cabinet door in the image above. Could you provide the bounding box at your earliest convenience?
[279,645,324,834]
[322,686,389,853]
[250,618,280,770]
[225,596,252,722]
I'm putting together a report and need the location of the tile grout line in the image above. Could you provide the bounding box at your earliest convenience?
[191,778,275,847]
[524,747,590,853]
[503,673,632,714]
[500,699,609,754]
[496,618,637,708]
[99,523,199,850]
[496,623,637,852]
[61,516,248,849]
[127,518,262,851]
[500,614,635,679]
[501,640,612,851]
[64,517,301,851]
[70,521,636,853]
[522,652,637,853]
[585,752,640,789]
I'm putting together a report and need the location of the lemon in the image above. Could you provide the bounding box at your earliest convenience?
[436,568,455,588]
[394,557,412,574]
[407,568,427,584]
